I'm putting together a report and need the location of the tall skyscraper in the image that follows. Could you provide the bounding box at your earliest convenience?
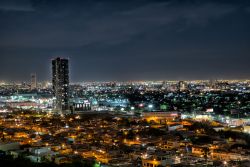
[52,57,69,111]
[30,73,37,90]
[178,81,187,91]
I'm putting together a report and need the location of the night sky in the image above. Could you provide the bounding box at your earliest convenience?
[0,0,250,82]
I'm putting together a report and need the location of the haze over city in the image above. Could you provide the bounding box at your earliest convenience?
[0,0,250,82]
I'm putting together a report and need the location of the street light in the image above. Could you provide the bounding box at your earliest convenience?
[223,161,227,166]
[139,103,144,107]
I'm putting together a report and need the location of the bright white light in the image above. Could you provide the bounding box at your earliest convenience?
[131,107,135,110]
[121,108,125,111]
[0,109,8,113]
[142,153,148,159]
[148,104,153,108]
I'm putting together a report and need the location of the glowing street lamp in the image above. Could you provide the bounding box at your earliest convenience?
[223,161,227,166]
[148,104,153,109]
[139,103,144,107]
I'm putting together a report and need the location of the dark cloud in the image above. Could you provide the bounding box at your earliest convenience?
[0,0,249,81]
[0,0,34,11]
[246,6,250,13]
[0,0,238,48]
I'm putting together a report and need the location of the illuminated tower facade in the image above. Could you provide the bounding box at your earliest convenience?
[52,57,69,111]
[178,81,187,91]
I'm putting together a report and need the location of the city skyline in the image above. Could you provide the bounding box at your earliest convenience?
[1,1,250,166]
[0,0,250,81]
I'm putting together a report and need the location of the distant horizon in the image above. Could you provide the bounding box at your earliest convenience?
[1,78,250,84]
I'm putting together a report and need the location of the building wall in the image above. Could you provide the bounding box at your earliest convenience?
[0,142,20,151]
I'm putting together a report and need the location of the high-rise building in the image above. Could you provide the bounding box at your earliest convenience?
[178,81,187,91]
[52,57,69,111]
[30,73,37,90]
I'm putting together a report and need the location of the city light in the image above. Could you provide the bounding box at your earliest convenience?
[0,3,249,165]
[148,104,153,108]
